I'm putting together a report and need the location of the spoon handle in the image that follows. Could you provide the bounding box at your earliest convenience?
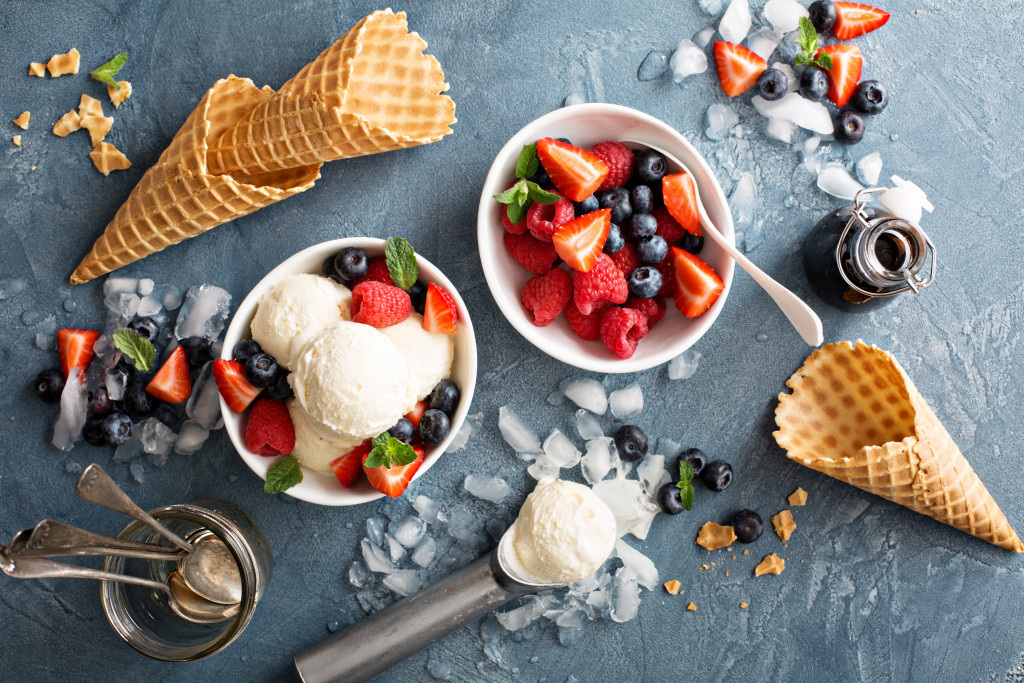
[74,464,193,552]
[1,550,169,594]
[20,519,184,562]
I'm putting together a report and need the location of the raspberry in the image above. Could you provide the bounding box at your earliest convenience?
[521,268,573,326]
[573,253,629,315]
[653,206,687,244]
[244,398,296,457]
[504,232,558,275]
[501,211,527,235]
[600,307,649,359]
[609,242,640,278]
[351,281,412,328]
[589,141,635,191]
[654,259,676,299]
[526,194,574,242]
[565,298,609,340]
[353,257,392,287]
[627,296,666,328]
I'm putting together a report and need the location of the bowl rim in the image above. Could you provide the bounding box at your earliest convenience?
[220,237,478,506]
[476,103,735,374]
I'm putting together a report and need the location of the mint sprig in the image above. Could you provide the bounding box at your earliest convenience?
[492,143,560,225]
[265,455,303,494]
[112,329,155,372]
[363,433,417,469]
[676,459,695,512]
[91,53,128,89]
[384,236,418,290]
[793,17,833,70]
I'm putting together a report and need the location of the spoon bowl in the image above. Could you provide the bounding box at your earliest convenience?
[167,570,240,623]
[177,530,242,605]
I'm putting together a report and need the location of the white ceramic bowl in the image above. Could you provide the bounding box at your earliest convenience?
[220,238,477,506]
[477,103,735,374]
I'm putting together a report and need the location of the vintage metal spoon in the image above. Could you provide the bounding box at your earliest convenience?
[166,570,240,623]
[176,529,242,605]
[18,519,185,562]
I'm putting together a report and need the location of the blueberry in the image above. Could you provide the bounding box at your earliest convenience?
[408,281,428,314]
[266,373,293,402]
[628,213,657,240]
[246,353,279,388]
[701,460,733,492]
[657,483,685,515]
[34,368,65,404]
[530,166,551,188]
[799,67,830,102]
[732,509,763,543]
[573,194,600,216]
[88,385,110,416]
[635,235,668,264]
[634,149,667,184]
[153,402,179,428]
[852,80,888,115]
[388,418,415,444]
[428,379,460,415]
[127,317,160,343]
[179,336,212,369]
[233,339,263,364]
[418,409,450,445]
[756,68,789,101]
[807,0,836,33]
[834,110,865,144]
[631,185,654,215]
[678,232,705,254]
[599,187,632,224]
[102,412,133,446]
[555,137,573,145]
[333,247,369,282]
[627,266,663,299]
[603,223,625,254]
[82,417,107,447]
[680,447,707,477]
[614,425,648,462]
[322,254,346,283]
[122,383,153,417]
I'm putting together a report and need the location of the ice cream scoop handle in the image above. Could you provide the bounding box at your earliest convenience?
[294,553,531,683]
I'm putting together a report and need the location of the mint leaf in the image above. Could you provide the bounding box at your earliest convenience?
[264,456,303,494]
[112,329,155,371]
[90,53,128,89]
[793,17,824,68]
[493,185,522,204]
[678,459,694,485]
[515,143,537,179]
[385,236,418,290]
[798,17,817,50]
[526,182,560,205]
[364,433,417,469]
[679,484,694,511]
[676,459,694,511]
[506,200,528,225]
[815,52,833,70]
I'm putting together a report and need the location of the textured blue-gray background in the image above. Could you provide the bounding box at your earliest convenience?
[2,1,1023,681]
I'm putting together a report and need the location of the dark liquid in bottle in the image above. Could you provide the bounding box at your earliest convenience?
[803,207,893,313]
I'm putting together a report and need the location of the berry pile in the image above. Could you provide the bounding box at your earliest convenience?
[495,139,725,360]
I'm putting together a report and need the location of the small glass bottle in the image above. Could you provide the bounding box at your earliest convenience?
[803,188,936,312]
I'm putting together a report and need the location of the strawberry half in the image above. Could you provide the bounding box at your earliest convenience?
[362,445,424,498]
[713,41,766,97]
[212,359,263,413]
[817,45,863,108]
[670,247,725,318]
[552,208,611,272]
[57,328,99,378]
[833,2,890,40]
[244,398,295,457]
[405,400,430,432]
[330,440,372,488]
[422,282,458,335]
[662,172,701,237]
[536,137,610,202]
[146,345,192,403]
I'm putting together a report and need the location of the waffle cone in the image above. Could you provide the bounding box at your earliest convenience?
[70,76,321,285]
[206,9,455,177]
[774,340,1022,552]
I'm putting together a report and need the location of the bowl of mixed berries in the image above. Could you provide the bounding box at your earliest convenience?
[477,103,735,373]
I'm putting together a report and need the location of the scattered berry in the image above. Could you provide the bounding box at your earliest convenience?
[657,482,685,515]
[128,317,160,343]
[633,149,667,184]
[123,383,153,417]
[429,379,461,415]
[600,307,649,359]
[552,209,611,273]
[701,460,734,492]
[573,254,629,315]
[834,110,866,144]
[322,254,346,283]
[504,232,558,275]
[669,247,725,318]
[146,345,192,403]
[564,298,608,340]
[713,41,767,97]
[153,402,178,428]
[212,359,263,414]
[608,242,640,278]
[588,141,634,191]
[626,296,666,328]
[332,441,371,488]
[613,424,648,462]
[536,137,610,202]
[408,281,428,314]
[233,338,263,364]
[351,281,412,328]
[627,213,657,240]
[422,283,458,335]
[332,247,369,281]
[418,409,450,445]
[245,352,280,388]
[572,194,600,216]
[88,385,110,416]
[266,373,293,402]
[852,79,888,114]
[530,164,551,188]
[102,412,133,447]
[627,266,663,299]
[34,369,65,403]
[756,67,788,101]
[817,44,863,108]
[635,235,668,265]
[404,400,430,431]
[82,417,107,447]
[522,268,573,326]
[388,418,415,444]
[662,172,701,237]
[832,2,890,40]
[180,336,212,369]
[799,66,830,102]
[603,223,625,254]
[526,193,574,242]
[732,509,764,543]
[353,257,392,287]
[598,187,632,224]
[807,0,837,32]
[501,207,527,235]
[244,398,295,457]
[630,185,654,215]
[680,447,708,476]
[362,445,424,498]
[678,232,705,255]
[57,328,99,378]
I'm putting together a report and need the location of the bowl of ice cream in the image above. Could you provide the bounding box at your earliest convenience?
[477,103,735,373]
[221,237,477,506]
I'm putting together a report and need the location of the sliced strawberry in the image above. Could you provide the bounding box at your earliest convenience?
[330,440,372,488]
[405,400,430,431]
[670,247,725,318]
[713,41,766,97]
[422,282,458,335]
[212,359,263,413]
[817,45,863,108]
[662,173,701,237]
[552,208,611,272]
[362,445,424,498]
[146,345,192,403]
[832,2,890,40]
[536,137,610,202]
[57,328,99,378]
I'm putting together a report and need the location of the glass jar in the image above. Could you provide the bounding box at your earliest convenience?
[100,500,272,662]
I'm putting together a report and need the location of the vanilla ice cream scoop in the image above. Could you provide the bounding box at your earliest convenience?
[380,312,455,412]
[287,398,363,473]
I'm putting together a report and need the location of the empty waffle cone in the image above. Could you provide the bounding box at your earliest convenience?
[71,76,321,284]
[206,8,455,177]
[774,340,1023,552]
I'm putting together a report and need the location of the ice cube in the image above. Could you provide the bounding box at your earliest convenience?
[140,418,175,460]
[581,437,619,484]
[355,586,392,615]
[154,284,182,311]
[446,412,482,453]
[360,537,393,574]
[802,135,821,155]
[890,175,934,212]
[637,50,669,81]
[135,279,153,296]
[669,39,707,83]
[856,152,883,186]
[105,292,140,321]
[0,278,28,301]
[591,477,660,540]
[426,658,454,681]
[385,534,406,562]
[705,103,739,142]
[129,460,146,484]
[766,117,795,144]
[173,419,209,455]
[391,515,428,547]
[464,474,511,504]
[35,332,53,350]
[718,0,751,43]
[543,429,581,468]
[563,92,586,107]
[555,607,587,646]
[637,454,670,497]
[575,409,604,441]
[772,61,796,83]
[748,27,783,61]
[186,362,223,430]
[497,595,557,631]
[412,495,444,525]
[51,370,87,451]
[817,162,864,200]
[668,348,702,380]
[102,367,127,402]
[559,378,607,415]
[113,431,145,463]
[731,173,757,230]
[753,93,833,135]
[64,460,82,475]
[763,0,809,32]
[348,561,375,588]
[527,457,559,483]
[136,295,162,318]
[698,0,723,14]
[608,575,641,623]
[366,517,386,547]
[446,505,481,545]
[411,536,437,568]
[693,26,717,48]
[614,539,660,589]
[609,383,643,419]
[485,518,508,543]
[497,406,542,454]
[174,285,231,341]
[103,277,138,297]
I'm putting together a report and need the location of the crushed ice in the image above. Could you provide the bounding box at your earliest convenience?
[669,348,702,380]
[558,378,607,414]
[609,383,644,419]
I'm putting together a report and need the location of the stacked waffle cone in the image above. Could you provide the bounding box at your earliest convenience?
[774,340,1022,552]
[71,9,455,284]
